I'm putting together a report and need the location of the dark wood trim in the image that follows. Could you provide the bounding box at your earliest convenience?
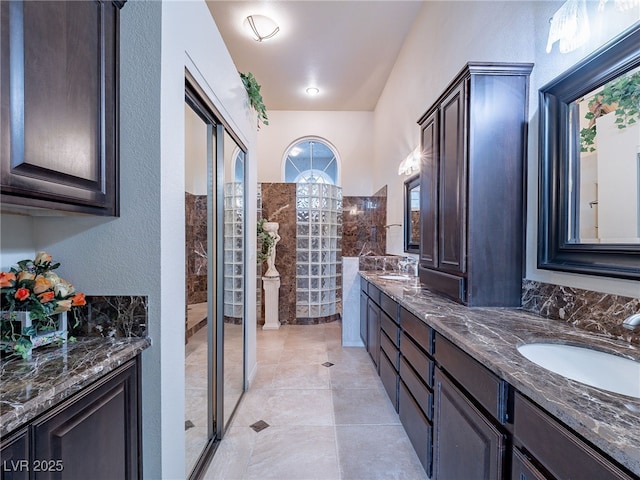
[404,174,420,254]
[538,23,640,279]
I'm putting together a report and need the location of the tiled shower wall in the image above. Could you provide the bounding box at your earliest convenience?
[342,186,387,257]
[185,193,207,305]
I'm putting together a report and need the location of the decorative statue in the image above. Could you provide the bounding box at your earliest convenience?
[262,222,281,277]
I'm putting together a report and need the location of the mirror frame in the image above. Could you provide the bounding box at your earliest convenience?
[538,24,640,280]
[404,174,420,254]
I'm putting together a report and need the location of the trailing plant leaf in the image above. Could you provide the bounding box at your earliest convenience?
[580,70,640,152]
[240,72,269,127]
[257,218,275,264]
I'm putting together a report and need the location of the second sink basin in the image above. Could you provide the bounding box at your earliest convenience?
[378,274,410,281]
[517,343,640,398]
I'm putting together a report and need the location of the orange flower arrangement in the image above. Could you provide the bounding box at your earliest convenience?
[1,252,86,356]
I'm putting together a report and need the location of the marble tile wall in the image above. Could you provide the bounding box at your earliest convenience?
[185,192,207,305]
[522,280,640,345]
[342,186,387,257]
[358,255,402,272]
[260,183,297,325]
[71,295,148,338]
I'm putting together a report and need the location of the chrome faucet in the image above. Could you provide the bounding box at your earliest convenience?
[623,313,640,330]
[399,256,418,276]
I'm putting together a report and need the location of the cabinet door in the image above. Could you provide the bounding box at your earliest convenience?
[0,429,29,480]
[433,369,505,480]
[32,360,139,480]
[419,109,439,268]
[367,298,380,370]
[360,290,368,346]
[438,82,466,274]
[1,1,120,216]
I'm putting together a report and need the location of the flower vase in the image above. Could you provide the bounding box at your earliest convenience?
[1,311,68,356]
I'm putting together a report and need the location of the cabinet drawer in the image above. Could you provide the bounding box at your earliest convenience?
[400,307,434,355]
[368,284,381,304]
[400,331,434,389]
[380,292,398,320]
[435,332,507,423]
[514,392,635,480]
[511,447,548,480]
[400,357,433,421]
[380,312,399,347]
[380,350,399,411]
[380,330,400,370]
[399,380,433,476]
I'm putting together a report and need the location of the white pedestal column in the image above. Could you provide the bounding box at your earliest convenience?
[262,275,281,330]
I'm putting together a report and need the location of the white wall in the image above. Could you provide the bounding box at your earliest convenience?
[0,1,258,478]
[256,110,374,196]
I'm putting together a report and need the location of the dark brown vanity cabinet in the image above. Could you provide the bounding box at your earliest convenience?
[1,0,124,216]
[0,360,141,480]
[398,307,435,476]
[513,392,636,480]
[418,63,533,306]
[433,333,508,480]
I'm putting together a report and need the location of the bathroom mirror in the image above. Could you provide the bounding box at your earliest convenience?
[404,174,420,253]
[538,24,640,280]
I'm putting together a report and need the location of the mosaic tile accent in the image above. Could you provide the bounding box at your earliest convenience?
[250,420,270,433]
[522,280,640,345]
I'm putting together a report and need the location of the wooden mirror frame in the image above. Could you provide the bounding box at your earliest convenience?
[538,24,640,280]
[404,174,420,254]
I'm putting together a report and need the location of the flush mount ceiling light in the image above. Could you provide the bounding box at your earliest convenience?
[305,87,320,96]
[244,14,280,42]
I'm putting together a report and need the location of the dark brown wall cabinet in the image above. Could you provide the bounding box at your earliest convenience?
[0,360,141,480]
[1,0,124,216]
[418,63,533,306]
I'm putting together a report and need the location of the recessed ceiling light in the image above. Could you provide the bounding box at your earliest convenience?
[243,15,279,42]
[305,87,320,96]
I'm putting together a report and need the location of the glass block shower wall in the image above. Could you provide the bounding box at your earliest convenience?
[296,183,342,319]
[224,182,244,321]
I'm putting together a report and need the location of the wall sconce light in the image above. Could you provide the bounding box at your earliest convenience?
[398,147,421,176]
[244,15,280,42]
[598,0,640,11]
[546,0,590,54]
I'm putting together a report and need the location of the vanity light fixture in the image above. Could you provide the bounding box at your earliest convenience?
[398,147,421,176]
[305,87,320,96]
[244,15,280,42]
[546,0,590,54]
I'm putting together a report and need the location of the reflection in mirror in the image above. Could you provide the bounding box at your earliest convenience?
[570,64,640,244]
[184,97,215,477]
[222,129,245,430]
[538,24,640,279]
[404,175,421,253]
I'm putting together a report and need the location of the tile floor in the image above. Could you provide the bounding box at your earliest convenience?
[202,322,429,480]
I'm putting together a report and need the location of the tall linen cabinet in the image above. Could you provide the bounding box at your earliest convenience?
[418,63,533,306]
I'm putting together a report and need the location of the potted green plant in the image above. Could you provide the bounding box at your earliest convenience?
[240,71,269,128]
[0,252,86,358]
[257,218,275,265]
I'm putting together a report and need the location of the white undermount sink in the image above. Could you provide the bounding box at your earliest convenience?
[517,343,640,398]
[378,274,410,281]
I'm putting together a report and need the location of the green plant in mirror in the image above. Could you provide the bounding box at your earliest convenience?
[257,218,275,264]
[240,72,269,127]
[580,70,640,152]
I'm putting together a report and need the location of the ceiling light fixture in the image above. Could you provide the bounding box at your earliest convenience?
[244,15,280,42]
[306,87,320,96]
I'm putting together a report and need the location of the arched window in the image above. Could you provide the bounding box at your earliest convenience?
[283,138,339,184]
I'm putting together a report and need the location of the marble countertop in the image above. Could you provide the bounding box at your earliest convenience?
[360,272,640,476]
[0,337,151,438]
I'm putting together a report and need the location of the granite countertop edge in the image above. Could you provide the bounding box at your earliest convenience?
[0,337,151,439]
[360,271,640,477]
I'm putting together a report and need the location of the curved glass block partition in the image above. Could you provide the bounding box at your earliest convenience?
[224,181,244,322]
[296,183,342,320]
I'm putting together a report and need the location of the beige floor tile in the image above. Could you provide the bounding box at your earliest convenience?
[250,364,277,389]
[245,426,340,480]
[202,426,256,480]
[336,425,428,480]
[233,388,334,427]
[272,363,331,389]
[279,346,329,364]
[332,387,400,426]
